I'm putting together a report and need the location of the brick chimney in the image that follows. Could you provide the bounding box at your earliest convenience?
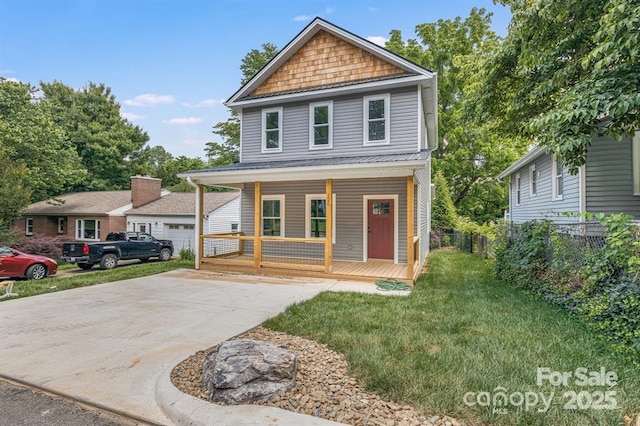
[131,175,162,208]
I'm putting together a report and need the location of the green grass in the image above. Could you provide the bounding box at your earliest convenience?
[2,259,193,300]
[264,249,640,425]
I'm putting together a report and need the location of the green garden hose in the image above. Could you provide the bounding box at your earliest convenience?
[375,278,412,291]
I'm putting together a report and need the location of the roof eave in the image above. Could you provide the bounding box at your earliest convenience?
[497,146,547,180]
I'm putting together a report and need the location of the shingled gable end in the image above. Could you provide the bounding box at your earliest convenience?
[251,30,407,96]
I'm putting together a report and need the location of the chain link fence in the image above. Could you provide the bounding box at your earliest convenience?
[430,230,491,257]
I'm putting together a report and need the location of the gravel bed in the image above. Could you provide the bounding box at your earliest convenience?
[171,326,462,426]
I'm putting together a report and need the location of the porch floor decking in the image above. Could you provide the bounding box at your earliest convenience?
[200,255,411,282]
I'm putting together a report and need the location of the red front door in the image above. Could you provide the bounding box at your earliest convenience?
[368,199,394,260]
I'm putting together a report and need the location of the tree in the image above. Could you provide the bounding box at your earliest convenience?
[386,9,528,222]
[480,0,640,171]
[0,79,86,201]
[206,43,278,166]
[431,170,458,232]
[157,156,207,188]
[0,148,31,244]
[40,81,150,190]
[129,145,174,177]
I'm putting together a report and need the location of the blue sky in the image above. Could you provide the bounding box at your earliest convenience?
[1,1,511,159]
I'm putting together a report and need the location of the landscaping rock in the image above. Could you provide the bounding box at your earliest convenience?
[202,339,297,404]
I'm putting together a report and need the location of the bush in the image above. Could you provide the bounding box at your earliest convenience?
[179,246,195,261]
[495,215,640,361]
[13,235,73,262]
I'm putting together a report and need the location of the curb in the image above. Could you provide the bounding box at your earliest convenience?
[155,361,343,426]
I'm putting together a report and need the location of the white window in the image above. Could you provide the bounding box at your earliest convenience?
[25,218,34,235]
[184,224,195,230]
[552,155,564,200]
[363,94,390,145]
[57,217,65,234]
[231,223,239,232]
[305,194,336,243]
[309,101,333,149]
[529,164,537,196]
[262,195,284,237]
[515,173,521,206]
[633,133,640,196]
[76,219,101,241]
[261,107,283,153]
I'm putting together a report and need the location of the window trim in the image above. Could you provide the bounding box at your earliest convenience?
[57,217,65,234]
[515,173,521,206]
[261,195,285,237]
[304,194,336,243]
[261,107,283,153]
[76,219,101,241]
[552,155,564,201]
[25,217,34,236]
[633,133,640,196]
[309,101,333,150]
[363,93,390,146]
[529,164,537,197]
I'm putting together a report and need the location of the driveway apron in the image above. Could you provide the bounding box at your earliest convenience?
[0,270,361,424]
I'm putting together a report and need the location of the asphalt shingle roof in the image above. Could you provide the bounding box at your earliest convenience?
[24,191,133,215]
[126,191,239,215]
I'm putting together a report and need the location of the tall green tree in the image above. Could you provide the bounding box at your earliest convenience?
[129,145,174,177]
[40,81,149,190]
[480,0,640,171]
[386,9,527,222]
[0,79,85,201]
[205,43,278,166]
[156,155,206,188]
[431,170,458,232]
[0,148,31,240]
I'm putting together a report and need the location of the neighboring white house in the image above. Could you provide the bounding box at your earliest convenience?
[125,191,240,254]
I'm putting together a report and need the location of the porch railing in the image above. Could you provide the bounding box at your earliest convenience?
[201,232,325,271]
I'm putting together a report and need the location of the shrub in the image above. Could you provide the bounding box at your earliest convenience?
[13,234,73,262]
[179,246,195,261]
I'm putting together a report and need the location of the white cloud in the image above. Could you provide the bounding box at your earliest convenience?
[1,77,21,83]
[325,6,335,14]
[182,98,225,108]
[121,112,145,121]
[366,36,388,47]
[123,94,175,107]
[163,117,202,125]
[180,139,205,146]
[294,14,311,22]
[368,7,379,12]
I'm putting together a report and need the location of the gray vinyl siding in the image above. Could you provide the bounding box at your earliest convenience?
[585,136,640,218]
[240,86,419,162]
[509,153,580,224]
[240,178,409,263]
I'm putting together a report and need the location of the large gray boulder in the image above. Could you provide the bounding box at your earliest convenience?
[202,339,297,404]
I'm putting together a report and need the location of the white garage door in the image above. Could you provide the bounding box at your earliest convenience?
[164,224,196,253]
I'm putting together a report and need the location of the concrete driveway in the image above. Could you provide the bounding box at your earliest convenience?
[0,269,404,425]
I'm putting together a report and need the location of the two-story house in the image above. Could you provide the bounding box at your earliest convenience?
[179,18,438,283]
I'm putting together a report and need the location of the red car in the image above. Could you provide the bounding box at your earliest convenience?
[0,246,58,280]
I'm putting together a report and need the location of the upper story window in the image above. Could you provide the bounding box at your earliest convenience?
[262,195,284,237]
[529,164,537,196]
[363,94,390,145]
[552,155,564,200]
[309,101,333,150]
[261,107,283,153]
[25,218,34,235]
[515,173,521,206]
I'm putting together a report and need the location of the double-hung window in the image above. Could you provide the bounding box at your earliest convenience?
[261,107,283,153]
[529,164,537,196]
[77,219,101,241]
[363,94,390,145]
[309,102,333,149]
[305,194,336,243]
[552,155,564,200]
[262,195,284,237]
[515,173,521,206]
[25,218,34,235]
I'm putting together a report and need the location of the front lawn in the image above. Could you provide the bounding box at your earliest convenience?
[264,249,640,425]
[2,259,193,301]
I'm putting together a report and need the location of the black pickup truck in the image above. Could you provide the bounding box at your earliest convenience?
[61,232,174,270]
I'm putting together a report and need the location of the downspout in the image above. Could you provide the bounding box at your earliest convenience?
[186,176,201,269]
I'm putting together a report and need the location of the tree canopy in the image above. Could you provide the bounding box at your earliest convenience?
[480,0,640,171]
